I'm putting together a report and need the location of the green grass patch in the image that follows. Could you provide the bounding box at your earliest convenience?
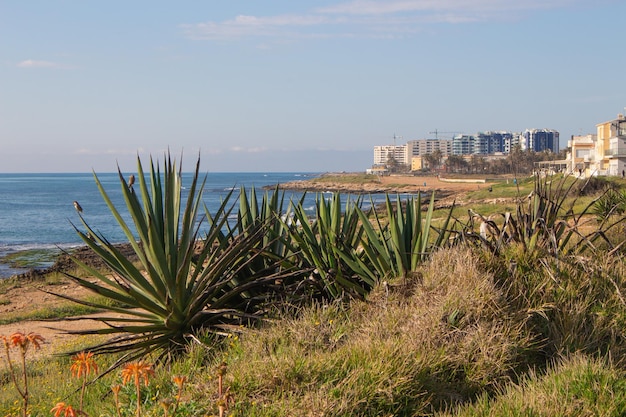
[0,248,61,269]
[311,173,382,184]
[0,295,124,325]
[0,303,101,325]
[0,245,625,416]
[440,355,626,417]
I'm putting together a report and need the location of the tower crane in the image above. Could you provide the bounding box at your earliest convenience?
[429,129,462,139]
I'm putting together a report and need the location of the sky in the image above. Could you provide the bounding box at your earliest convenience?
[1,0,625,173]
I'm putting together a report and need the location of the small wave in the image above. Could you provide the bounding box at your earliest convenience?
[0,242,82,253]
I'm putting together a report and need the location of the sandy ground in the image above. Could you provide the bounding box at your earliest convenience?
[278,174,493,195]
[0,281,132,359]
[379,175,489,192]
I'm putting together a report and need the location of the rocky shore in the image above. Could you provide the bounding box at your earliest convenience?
[9,244,139,281]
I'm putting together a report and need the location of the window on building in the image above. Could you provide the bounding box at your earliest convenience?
[575,149,590,158]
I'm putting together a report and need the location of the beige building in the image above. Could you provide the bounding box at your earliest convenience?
[411,156,424,171]
[406,139,452,157]
[595,114,626,176]
[568,134,596,176]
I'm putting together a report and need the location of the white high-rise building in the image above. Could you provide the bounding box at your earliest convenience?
[373,145,408,166]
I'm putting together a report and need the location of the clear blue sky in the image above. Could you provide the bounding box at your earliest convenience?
[1,0,625,173]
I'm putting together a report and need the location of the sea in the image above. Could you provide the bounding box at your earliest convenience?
[0,172,325,278]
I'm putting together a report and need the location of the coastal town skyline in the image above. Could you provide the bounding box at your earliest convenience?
[2,1,626,173]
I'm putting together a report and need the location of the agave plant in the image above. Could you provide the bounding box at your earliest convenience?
[466,174,625,258]
[49,154,293,363]
[592,187,626,220]
[288,192,373,300]
[233,186,303,274]
[351,192,455,281]
[207,185,309,305]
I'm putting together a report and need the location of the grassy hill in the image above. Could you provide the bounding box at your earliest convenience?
[2,172,626,416]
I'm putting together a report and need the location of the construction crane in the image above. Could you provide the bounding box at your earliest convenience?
[429,129,462,139]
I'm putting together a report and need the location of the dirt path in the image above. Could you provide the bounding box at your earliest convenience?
[0,312,133,360]
[0,279,134,359]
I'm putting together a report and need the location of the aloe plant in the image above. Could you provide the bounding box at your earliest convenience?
[50,154,293,363]
[592,188,626,220]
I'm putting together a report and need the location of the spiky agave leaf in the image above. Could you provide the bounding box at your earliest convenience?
[354,192,454,280]
[289,192,371,300]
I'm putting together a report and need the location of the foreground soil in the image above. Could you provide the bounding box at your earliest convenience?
[0,247,139,358]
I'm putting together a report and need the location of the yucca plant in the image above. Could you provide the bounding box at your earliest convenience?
[233,186,303,273]
[592,187,626,220]
[352,192,455,281]
[465,174,625,258]
[288,192,373,300]
[49,154,294,363]
[208,185,309,306]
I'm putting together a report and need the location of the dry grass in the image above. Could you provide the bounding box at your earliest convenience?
[2,244,626,415]
[222,246,535,416]
[440,355,626,417]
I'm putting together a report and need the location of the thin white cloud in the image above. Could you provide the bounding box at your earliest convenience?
[316,0,578,15]
[17,59,74,69]
[74,148,147,156]
[182,14,333,40]
[182,0,586,41]
[17,59,57,68]
[230,146,268,153]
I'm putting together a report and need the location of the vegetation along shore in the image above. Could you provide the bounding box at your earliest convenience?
[1,156,626,416]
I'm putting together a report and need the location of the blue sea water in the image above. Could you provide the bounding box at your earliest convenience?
[0,172,320,278]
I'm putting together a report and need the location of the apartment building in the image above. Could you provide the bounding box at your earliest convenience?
[373,145,409,166]
[452,134,474,155]
[451,131,520,155]
[406,139,452,157]
[369,112,626,177]
[523,129,560,153]
[568,134,596,175]
[595,114,626,176]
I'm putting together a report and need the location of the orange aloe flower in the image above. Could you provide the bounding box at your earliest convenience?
[8,331,45,353]
[172,375,187,390]
[171,375,187,415]
[121,361,155,388]
[51,402,81,417]
[70,351,98,378]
